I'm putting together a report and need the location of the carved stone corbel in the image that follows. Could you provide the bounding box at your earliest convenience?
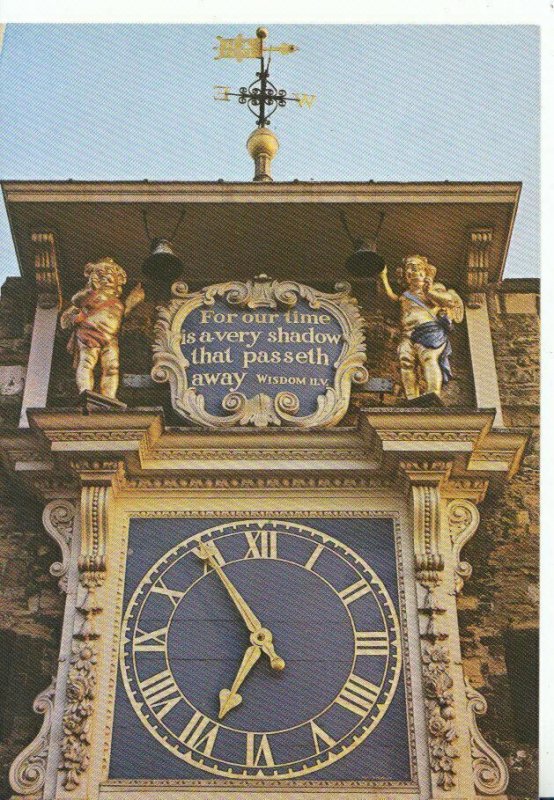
[42,499,76,592]
[465,227,494,309]
[465,678,509,795]
[400,461,451,587]
[31,230,62,310]
[9,678,56,798]
[59,466,117,792]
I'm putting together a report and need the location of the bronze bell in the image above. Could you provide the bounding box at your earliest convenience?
[345,239,385,279]
[141,237,184,283]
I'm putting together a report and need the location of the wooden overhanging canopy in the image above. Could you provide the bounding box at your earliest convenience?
[2,180,520,294]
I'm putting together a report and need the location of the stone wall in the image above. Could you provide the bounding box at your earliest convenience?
[457,279,540,799]
[0,276,540,798]
[0,277,63,796]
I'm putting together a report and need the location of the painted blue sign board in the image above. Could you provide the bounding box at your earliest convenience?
[151,277,369,428]
[180,297,343,417]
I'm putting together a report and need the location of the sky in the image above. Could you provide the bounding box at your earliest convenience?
[0,24,540,282]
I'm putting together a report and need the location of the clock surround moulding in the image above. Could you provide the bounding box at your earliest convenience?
[2,404,526,800]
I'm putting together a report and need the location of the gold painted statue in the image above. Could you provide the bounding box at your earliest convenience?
[60,258,144,400]
[379,255,464,400]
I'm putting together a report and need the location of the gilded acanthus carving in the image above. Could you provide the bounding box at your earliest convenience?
[465,678,509,795]
[380,255,464,400]
[9,678,56,797]
[60,258,144,400]
[422,644,459,791]
[447,498,480,593]
[152,276,368,428]
[42,499,76,592]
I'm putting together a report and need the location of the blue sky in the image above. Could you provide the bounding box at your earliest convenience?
[0,24,540,282]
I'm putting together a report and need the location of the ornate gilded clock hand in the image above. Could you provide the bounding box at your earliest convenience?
[219,644,261,719]
[195,541,285,671]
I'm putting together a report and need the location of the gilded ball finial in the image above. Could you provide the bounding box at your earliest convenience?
[256,27,269,40]
[247,126,279,182]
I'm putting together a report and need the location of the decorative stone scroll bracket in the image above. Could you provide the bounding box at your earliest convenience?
[9,679,56,798]
[465,678,509,796]
[447,497,480,594]
[465,227,494,310]
[42,499,76,592]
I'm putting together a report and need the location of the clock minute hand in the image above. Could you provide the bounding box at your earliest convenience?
[218,644,261,719]
[195,541,261,632]
[195,541,285,671]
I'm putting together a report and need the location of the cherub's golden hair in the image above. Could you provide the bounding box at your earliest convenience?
[83,258,127,292]
[395,254,437,287]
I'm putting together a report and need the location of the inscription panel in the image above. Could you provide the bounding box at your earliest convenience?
[151,277,369,427]
[180,299,341,416]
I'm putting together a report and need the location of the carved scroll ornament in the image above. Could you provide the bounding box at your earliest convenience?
[447,498,480,594]
[151,276,369,428]
[465,678,509,795]
[42,499,76,592]
[9,679,56,797]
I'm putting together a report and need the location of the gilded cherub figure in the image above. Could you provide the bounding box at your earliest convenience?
[60,258,144,400]
[379,255,464,400]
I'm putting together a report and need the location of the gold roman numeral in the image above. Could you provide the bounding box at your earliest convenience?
[355,631,390,656]
[151,578,185,608]
[134,626,169,652]
[338,578,371,606]
[246,733,275,767]
[310,720,336,753]
[140,669,182,719]
[336,674,380,717]
[244,529,277,559]
[192,540,227,574]
[179,711,219,757]
[304,543,324,571]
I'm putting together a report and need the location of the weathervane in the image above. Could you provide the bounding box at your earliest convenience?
[214,27,316,182]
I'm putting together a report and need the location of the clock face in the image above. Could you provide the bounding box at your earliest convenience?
[119,519,403,780]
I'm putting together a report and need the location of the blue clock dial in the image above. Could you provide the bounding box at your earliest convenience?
[120,519,402,779]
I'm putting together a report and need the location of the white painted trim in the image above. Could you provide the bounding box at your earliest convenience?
[465,300,504,428]
[19,304,58,428]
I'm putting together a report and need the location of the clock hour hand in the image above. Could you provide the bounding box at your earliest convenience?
[219,644,261,719]
[195,541,285,671]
